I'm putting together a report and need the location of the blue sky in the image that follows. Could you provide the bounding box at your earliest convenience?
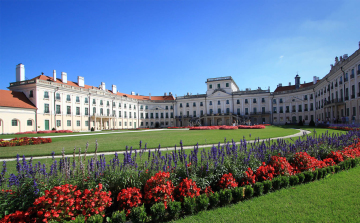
[1,0,360,97]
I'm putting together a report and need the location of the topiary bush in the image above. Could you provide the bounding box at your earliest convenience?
[219,189,233,206]
[253,182,264,196]
[263,180,272,194]
[289,175,299,186]
[209,192,220,209]
[297,173,305,184]
[182,197,197,215]
[167,201,181,221]
[303,171,313,183]
[244,185,254,199]
[232,187,244,203]
[196,194,209,212]
[280,176,290,188]
[335,165,341,173]
[272,177,281,190]
[129,204,147,223]
[150,202,166,222]
[312,170,318,181]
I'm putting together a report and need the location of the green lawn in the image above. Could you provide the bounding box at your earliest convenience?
[176,166,360,223]
[0,126,299,158]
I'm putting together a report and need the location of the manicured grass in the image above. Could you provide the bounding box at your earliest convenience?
[0,126,299,158]
[176,166,360,222]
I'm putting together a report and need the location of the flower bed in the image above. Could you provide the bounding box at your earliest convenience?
[0,137,52,147]
[15,130,73,134]
[237,125,266,129]
[1,130,360,222]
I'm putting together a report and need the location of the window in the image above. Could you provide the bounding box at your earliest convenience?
[155,113,158,118]
[298,105,302,112]
[210,109,213,114]
[253,98,256,103]
[237,99,240,104]
[209,84,212,89]
[77,121,80,126]
[286,106,290,112]
[161,113,164,118]
[151,122,153,126]
[93,99,96,105]
[67,95,71,101]
[85,108,88,115]
[76,96,80,103]
[171,112,173,118]
[11,119,18,126]
[226,108,230,113]
[141,122,144,126]
[279,98,283,103]
[27,120,32,126]
[85,121,89,126]
[279,107,283,113]
[125,122,127,126]
[218,108,221,114]
[193,111,196,117]
[262,98,265,103]
[150,113,153,118]
[245,99,248,104]
[262,107,266,113]
[129,104,131,109]
[170,105,173,109]
[67,106,71,114]
[56,93,60,100]
[217,84,220,88]
[113,102,116,107]
[56,120,61,127]
[56,105,61,114]
[85,98,88,103]
[273,107,277,113]
[100,100,103,105]
[119,111,122,117]
[119,103,121,108]
[180,103,183,108]
[253,108,256,113]
[76,107,80,115]
[226,83,229,87]
[146,113,149,118]
[192,102,196,107]
[200,110,203,116]
[245,108,248,115]
[165,113,168,118]
[146,105,148,109]
[134,112,136,118]
[129,112,132,118]
[273,99,276,104]
[209,101,212,105]
[29,90,33,97]
[187,111,190,116]
[353,107,356,116]
[44,91,49,98]
[93,107,96,115]
[67,120,71,126]
[119,122,122,126]
[107,109,110,116]
[186,103,189,107]
[218,100,221,105]
[100,108,103,115]
[200,102,203,106]
[44,104,49,113]
[226,100,229,104]
[107,101,110,106]
[237,108,240,115]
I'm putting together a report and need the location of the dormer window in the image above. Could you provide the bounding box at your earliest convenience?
[209,84,212,89]
[29,90,33,98]
[226,83,229,87]
[217,84,220,89]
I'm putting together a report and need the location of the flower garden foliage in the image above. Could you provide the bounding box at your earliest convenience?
[1,131,360,221]
[15,130,73,134]
[189,125,266,130]
[327,124,360,131]
[0,137,52,147]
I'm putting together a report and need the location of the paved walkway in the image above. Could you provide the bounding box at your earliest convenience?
[0,129,310,162]
[1,128,189,141]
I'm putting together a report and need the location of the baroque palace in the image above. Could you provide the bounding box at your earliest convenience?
[1,42,360,134]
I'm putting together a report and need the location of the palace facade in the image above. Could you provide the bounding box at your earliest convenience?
[1,42,360,134]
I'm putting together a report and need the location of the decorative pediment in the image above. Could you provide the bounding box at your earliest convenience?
[207,89,231,98]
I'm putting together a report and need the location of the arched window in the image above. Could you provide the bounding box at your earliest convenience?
[11,119,18,126]
[27,120,33,126]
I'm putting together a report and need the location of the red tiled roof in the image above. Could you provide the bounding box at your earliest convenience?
[0,90,36,109]
[274,82,315,92]
[33,75,175,101]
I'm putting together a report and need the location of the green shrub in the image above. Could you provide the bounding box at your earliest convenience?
[167,201,182,220]
[320,168,328,178]
[209,192,220,208]
[280,176,290,188]
[183,196,197,215]
[303,171,313,183]
[350,159,357,168]
[244,185,254,199]
[329,165,335,173]
[87,214,103,223]
[150,202,166,222]
[317,169,323,179]
[130,204,147,223]
[68,215,85,223]
[312,170,318,181]
[289,175,299,186]
[263,180,272,194]
[108,210,127,223]
[253,182,264,196]
[297,173,305,184]
[232,187,244,202]
[196,194,209,211]
[272,177,281,190]
[335,165,341,173]
[219,189,233,206]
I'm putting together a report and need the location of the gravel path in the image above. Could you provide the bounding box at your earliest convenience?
[0,129,310,162]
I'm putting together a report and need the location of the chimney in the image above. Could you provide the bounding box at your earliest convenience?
[313,76,317,84]
[295,74,300,89]
[131,91,135,95]
[343,54,348,60]
[187,92,190,95]
[101,82,105,91]
[112,85,117,93]
[169,92,172,96]
[279,83,282,87]
[16,63,25,82]
[149,93,151,100]
[53,70,56,82]
[164,92,167,96]
[78,76,84,87]
[61,72,67,84]
[288,82,291,86]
